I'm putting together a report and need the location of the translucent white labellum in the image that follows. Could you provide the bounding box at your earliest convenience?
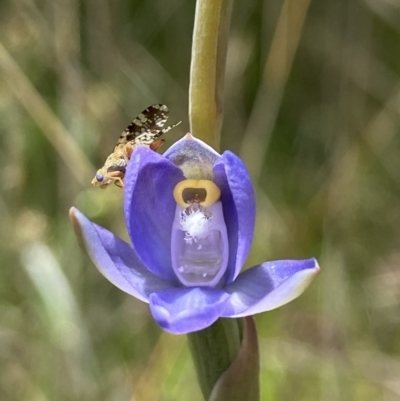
[171,202,229,287]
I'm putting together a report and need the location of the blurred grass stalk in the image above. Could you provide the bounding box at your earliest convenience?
[239,0,311,182]
[0,41,93,186]
[189,0,233,151]
[187,1,259,400]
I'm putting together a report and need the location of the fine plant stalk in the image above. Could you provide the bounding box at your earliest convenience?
[187,318,243,400]
[188,1,248,400]
[189,0,233,151]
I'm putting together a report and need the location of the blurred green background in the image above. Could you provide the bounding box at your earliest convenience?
[1,0,400,400]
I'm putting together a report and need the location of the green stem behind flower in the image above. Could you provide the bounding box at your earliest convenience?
[188,2,259,400]
[187,318,243,399]
[189,0,233,151]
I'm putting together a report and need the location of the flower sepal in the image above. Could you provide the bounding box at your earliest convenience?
[187,317,259,401]
[208,317,259,401]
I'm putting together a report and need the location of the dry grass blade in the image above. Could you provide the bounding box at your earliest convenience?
[131,333,184,401]
[239,0,311,182]
[0,41,94,186]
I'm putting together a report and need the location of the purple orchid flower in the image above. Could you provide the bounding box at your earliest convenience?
[70,134,319,335]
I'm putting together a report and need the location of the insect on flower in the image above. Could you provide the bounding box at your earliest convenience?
[91,104,181,188]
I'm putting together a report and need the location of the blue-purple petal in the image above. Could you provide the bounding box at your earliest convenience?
[222,258,320,317]
[213,151,256,284]
[163,133,220,165]
[70,207,172,302]
[149,287,230,334]
[124,147,184,282]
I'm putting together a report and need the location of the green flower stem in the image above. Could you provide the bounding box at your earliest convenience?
[189,0,233,151]
[188,2,257,400]
[187,318,243,400]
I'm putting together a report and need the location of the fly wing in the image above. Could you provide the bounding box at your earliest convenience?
[117,104,169,145]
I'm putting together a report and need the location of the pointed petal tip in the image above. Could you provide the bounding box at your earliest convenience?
[164,133,220,161]
[69,206,85,249]
[223,257,320,318]
[69,207,172,303]
[310,257,321,274]
[69,206,85,230]
[69,206,78,224]
[184,132,195,140]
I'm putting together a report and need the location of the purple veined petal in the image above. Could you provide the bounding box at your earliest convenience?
[163,133,220,162]
[149,287,230,334]
[163,133,220,180]
[222,258,320,317]
[213,151,256,284]
[70,208,172,303]
[124,147,185,282]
